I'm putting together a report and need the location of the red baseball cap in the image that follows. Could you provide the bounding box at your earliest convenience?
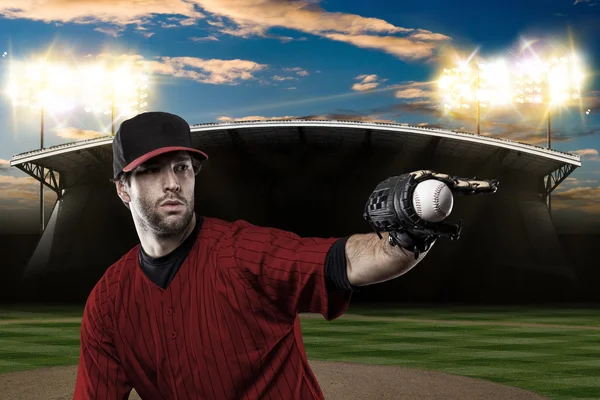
[112,111,208,179]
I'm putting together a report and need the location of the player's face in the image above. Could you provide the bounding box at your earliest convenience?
[128,151,196,236]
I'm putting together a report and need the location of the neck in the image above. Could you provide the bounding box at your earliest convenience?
[137,213,197,258]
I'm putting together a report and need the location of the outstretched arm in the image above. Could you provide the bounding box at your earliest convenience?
[345,232,431,287]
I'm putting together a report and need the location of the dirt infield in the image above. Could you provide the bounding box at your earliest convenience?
[0,360,548,400]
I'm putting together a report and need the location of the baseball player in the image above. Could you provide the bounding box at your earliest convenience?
[73,111,498,400]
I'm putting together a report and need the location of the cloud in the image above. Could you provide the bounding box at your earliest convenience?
[553,186,600,214]
[283,67,309,77]
[217,115,297,122]
[54,127,109,140]
[375,100,439,117]
[0,175,55,211]
[493,127,600,146]
[273,75,296,81]
[0,0,204,26]
[570,148,600,161]
[195,0,408,37]
[195,0,451,62]
[395,87,431,99]
[323,33,440,61]
[0,159,9,169]
[94,26,125,37]
[44,52,295,88]
[190,35,220,41]
[560,177,598,187]
[178,17,198,26]
[0,1,450,62]
[216,112,396,124]
[299,113,396,123]
[409,29,452,41]
[550,184,600,233]
[352,74,385,91]
[144,56,268,85]
[159,21,179,28]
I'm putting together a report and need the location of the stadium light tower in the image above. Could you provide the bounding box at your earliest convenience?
[4,56,153,233]
[515,54,583,150]
[438,57,511,135]
[4,60,78,233]
[438,63,479,133]
[81,62,150,136]
[515,53,584,215]
[439,49,586,216]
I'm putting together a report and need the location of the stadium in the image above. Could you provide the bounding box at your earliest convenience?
[9,119,582,304]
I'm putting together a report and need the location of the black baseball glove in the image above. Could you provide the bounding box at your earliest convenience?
[363,170,499,259]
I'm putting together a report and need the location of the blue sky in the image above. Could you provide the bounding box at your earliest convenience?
[0,0,598,233]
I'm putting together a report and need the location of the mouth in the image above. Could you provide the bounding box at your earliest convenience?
[161,201,183,206]
[160,199,185,210]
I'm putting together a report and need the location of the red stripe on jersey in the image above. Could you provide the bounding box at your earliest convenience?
[73,217,352,399]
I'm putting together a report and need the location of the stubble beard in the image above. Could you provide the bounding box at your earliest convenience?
[136,194,195,238]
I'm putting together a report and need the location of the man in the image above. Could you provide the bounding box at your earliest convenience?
[73,111,498,399]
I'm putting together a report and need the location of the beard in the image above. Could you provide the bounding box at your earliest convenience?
[134,192,195,237]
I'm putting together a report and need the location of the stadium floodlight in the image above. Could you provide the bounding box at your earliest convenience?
[515,53,585,149]
[438,49,587,216]
[81,61,150,135]
[438,64,476,111]
[478,59,512,107]
[5,60,80,114]
[438,59,512,135]
[439,50,587,144]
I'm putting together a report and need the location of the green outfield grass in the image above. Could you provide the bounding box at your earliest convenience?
[0,304,599,399]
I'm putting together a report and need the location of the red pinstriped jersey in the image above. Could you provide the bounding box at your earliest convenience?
[73,216,353,399]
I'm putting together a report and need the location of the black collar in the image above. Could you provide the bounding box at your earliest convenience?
[139,214,203,267]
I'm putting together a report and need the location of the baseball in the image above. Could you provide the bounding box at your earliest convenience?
[412,180,454,222]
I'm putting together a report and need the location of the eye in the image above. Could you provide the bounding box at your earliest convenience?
[176,164,190,172]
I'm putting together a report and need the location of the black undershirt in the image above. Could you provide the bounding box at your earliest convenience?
[138,215,203,289]
[138,214,354,292]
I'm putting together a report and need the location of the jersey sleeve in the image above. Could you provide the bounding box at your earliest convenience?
[73,279,133,400]
[220,220,353,322]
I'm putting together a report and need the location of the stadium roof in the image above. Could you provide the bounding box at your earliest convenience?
[10,120,580,192]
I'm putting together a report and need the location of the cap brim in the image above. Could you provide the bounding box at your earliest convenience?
[122,146,209,172]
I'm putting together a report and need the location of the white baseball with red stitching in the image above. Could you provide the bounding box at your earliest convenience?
[412,179,454,222]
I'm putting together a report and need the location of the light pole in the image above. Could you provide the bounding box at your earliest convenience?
[476,63,481,135]
[40,104,45,233]
[111,84,115,136]
[546,108,552,214]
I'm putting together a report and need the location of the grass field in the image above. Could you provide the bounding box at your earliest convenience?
[0,304,599,399]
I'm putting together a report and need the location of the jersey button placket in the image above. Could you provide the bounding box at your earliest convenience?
[165,308,176,339]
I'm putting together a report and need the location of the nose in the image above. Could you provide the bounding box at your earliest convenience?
[163,168,180,192]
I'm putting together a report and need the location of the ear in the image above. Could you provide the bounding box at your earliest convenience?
[115,180,132,204]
